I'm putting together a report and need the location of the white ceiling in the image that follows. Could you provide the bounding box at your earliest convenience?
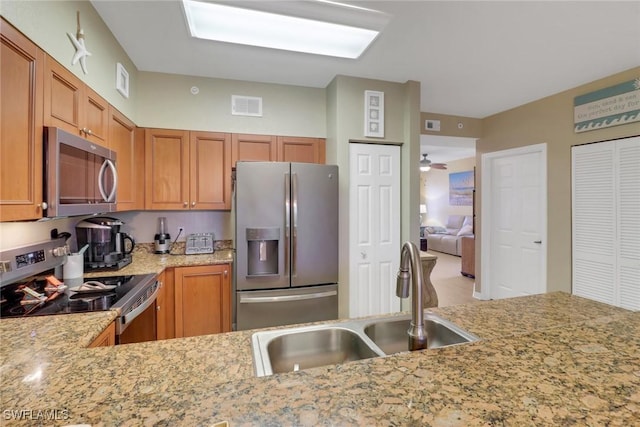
[92,0,640,120]
[421,135,476,164]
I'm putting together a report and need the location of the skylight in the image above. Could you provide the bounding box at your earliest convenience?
[182,0,382,59]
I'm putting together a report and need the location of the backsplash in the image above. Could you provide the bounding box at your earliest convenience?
[0,211,233,251]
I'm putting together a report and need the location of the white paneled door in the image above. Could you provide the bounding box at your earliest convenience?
[349,143,400,317]
[481,144,547,300]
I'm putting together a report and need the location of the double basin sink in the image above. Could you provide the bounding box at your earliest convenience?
[252,312,480,377]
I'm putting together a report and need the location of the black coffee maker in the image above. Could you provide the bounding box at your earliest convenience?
[75,217,135,270]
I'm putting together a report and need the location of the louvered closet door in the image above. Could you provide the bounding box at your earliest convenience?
[572,136,640,310]
[617,137,640,310]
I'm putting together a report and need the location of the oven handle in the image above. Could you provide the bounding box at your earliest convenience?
[122,282,160,326]
[239,290,337,304]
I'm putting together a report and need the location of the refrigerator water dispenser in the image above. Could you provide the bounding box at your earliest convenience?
[246,228,279,276]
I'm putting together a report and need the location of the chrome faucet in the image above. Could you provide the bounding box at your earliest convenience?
[396,241,428,351]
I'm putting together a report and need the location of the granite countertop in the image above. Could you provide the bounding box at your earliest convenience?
[83,242,235,278]
[1,292,638,426]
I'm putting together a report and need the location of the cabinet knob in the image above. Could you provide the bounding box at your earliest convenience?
[191,201,196,207]
[183,201,188,207]
[156,305,161,311]
[224,270,228,277]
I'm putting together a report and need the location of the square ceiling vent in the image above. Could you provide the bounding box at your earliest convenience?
[232,95,263,117]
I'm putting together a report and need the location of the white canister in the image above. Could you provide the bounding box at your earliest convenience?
[63,253,84,279]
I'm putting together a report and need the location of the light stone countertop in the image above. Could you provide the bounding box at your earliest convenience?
[83,243,234,278]
[1,292,638,426]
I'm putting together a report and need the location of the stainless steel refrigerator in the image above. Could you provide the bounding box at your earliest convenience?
[234,161,339,330]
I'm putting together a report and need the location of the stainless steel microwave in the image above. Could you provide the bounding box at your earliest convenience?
[44,127,117,217]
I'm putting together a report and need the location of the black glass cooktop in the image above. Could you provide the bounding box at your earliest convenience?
[0,275,143,318]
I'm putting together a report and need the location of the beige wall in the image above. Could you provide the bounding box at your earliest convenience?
[1,0,138,120]
[422,157,475,227]
[421,112,483,138]
[476,66,640,295]
[136,72,326,136]
[326,75,421,317]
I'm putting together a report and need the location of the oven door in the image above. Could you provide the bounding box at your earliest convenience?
[118,301,157,344]
[115,279,160,344]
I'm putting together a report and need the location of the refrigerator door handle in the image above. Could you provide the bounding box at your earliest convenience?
[285,173,290,278]
[292,172,298,277]
[239,290,337,304]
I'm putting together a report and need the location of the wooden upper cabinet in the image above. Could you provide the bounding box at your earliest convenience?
[43,55,81,134]
[145,129,232,210]
[174,264,231,338]
[43,55,108,145]
[109,106,144,211]
[190,131,232,210]
[82,86,109,145]
[0,19,45,221]
[232,133,277,164]
[277,136,326,164]
[145,128,190,210]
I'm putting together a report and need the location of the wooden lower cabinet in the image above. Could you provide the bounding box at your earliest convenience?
[88,321,116,348]
[156,269,175,340]
[174,264,231,338]
[461,236,475,278]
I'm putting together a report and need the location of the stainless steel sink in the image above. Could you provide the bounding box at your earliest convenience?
[252,313,480,377]
[253,325,384,376]
[266,327,379,374]
[364,313,479,354]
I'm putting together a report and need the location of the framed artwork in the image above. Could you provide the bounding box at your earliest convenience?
[449,170,474,206]
[364,90,384,138]
[116,62,129,98]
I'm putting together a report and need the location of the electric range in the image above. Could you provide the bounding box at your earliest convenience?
[0,238,159,338]
[0,274,153,318]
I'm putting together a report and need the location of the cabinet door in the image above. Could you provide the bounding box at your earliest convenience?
[461,236,475,278]
[82,86,109,145]
[43,54,82,135]
[174,264,231,338]
[0,19,44,221]
[110,107,144,211]
[190,131,232,210]
[145,128,190,210]
[88,321,116,347]
[156,269,175,340]
[277,136,326,164]
[232,133,276,165]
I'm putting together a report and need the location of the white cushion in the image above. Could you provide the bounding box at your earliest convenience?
[457,224,473,236]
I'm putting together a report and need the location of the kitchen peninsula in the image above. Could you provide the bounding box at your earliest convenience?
[1,292,638,426]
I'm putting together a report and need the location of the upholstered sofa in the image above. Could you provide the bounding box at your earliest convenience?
[423,215,473,256]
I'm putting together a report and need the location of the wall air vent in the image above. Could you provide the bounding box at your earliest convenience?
[232,95,263,117]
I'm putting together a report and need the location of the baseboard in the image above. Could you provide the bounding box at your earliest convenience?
[473,287,490,300]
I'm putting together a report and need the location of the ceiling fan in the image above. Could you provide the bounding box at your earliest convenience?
[419,154,447,171]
